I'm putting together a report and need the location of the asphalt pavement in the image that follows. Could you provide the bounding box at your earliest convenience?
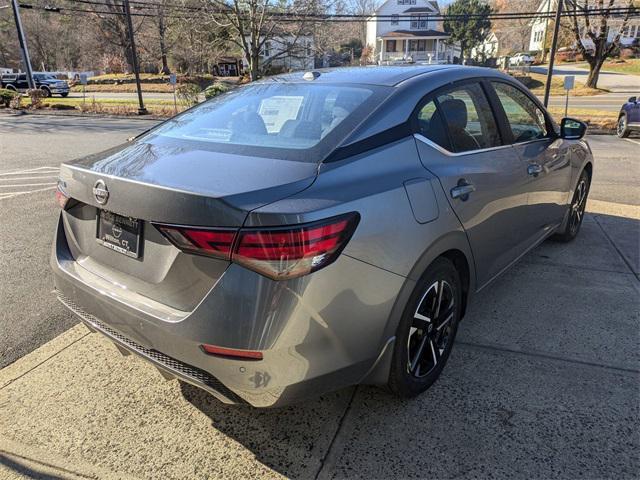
[0,113,638,479]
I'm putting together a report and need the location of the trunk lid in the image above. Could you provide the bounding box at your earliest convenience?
[57,138,318,312]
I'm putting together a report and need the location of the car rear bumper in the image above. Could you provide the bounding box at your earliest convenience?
[51,214,405,407]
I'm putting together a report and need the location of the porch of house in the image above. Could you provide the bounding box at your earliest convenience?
[377,35,453,64]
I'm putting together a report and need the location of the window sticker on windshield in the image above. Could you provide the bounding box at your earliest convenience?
[259,96,304,133]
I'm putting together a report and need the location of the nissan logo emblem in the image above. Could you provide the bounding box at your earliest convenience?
[93,179,109,205]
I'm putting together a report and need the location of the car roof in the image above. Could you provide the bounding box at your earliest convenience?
[264,65,462,87]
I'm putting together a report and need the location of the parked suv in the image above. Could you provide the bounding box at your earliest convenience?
[509,53,535,66]
[617,95,640,138]
[0,72,69,97]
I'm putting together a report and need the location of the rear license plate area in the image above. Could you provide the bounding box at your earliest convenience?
[96,210,142,259]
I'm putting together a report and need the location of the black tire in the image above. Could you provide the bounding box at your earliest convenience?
[5,85,16,91]
[388,257,462,398]
[554,169,590,242]
[40,87,51,98]
[60,92,69,98]
[617,113,630,138]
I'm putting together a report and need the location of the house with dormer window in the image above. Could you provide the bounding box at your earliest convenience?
[365,0,458,64]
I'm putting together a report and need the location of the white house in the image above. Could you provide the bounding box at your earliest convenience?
[365,0,457,64]
[243,35,315,73]
[529,0,640,52]
[470,31,499,61]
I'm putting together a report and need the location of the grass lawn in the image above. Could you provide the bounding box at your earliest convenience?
[601,58,640,75]
[71,83,175,93]
[23,96,189,117]
[523,72,608,96]
[547,106,617,129]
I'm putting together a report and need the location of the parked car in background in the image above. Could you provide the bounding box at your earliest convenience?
[509,52,535,66]
[52,66,593,407]
[0,72,69,97]
[617,95,640,138]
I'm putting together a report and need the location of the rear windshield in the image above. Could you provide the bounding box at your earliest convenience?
[150,82,388,162]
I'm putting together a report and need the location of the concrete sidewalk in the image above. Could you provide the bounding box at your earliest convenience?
[1,203,638,480]
[531,65,640,93]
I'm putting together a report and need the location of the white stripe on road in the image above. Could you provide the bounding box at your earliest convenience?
[0,171,59,177]
[0,183,57,188]
[0,185,56,201]
[623,138,640,146]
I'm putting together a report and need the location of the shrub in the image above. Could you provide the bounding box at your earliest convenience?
[9,94,22,109]
[176,83,200,106]
[0,88,18,107]
[48,103,77,110]
[27,88,45,109]
[203,82,229,99]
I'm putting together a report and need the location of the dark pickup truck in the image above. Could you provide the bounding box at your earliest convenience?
[0,72,70,97]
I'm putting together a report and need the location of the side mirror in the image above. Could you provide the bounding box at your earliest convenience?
[560,117,587,139]
[628,96,637,104]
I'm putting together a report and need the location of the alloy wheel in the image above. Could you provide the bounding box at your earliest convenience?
[569,178,588,234]
[617,116,627,137]
[406,280,456,378]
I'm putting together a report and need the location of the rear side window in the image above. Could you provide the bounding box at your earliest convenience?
[417,82,501,153]
[492,82,548,143]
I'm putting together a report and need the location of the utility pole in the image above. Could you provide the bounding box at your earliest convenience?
[10,0,34,89]
[543,0,563,107]
[541,0,552,62]
[123,0,147,115]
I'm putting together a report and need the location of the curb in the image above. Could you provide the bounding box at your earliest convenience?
[0,324,89,390]
[0,437,138,480]
[0,109,166,122]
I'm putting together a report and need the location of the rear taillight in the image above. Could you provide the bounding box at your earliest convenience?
[156,213,359,280]
[156,226,236,260]
[55,181,69,209]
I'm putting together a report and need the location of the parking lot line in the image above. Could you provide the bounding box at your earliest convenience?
[0,166,59,201]
[624,138,640,146]
[0,183,57,188]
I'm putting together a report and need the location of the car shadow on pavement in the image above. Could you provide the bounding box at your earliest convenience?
[181,212,639,479]
[0,453,66,480]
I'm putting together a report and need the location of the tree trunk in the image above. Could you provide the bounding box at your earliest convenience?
[157,6,171,75]
[250,51,260,81]
[585,58,604,89]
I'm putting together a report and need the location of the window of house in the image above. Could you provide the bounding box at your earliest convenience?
[410,15,427,29]
[262,41,271,57]
[391,14,399,25]
[492,82,548,143]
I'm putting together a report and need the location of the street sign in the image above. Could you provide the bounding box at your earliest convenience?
[79,73,88,85]
[563,75,575,118]
[564,75,575,90]
[169,73,177,85]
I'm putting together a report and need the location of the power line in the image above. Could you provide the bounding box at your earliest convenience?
[23,1,640,22]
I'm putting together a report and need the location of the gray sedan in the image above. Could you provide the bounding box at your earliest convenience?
[52,66,593,407]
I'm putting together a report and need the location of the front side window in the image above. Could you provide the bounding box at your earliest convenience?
[492,82,548,143]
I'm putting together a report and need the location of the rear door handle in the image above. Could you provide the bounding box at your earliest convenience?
[450,181,475,201]
[528,163,543,176]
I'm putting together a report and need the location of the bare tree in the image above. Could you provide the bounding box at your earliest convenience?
[90,0,146,73]
[566,0,636,88]
[202,0,319,81]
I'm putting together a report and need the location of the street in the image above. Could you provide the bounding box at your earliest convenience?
[0,113,638,479]
[64,88,639,113]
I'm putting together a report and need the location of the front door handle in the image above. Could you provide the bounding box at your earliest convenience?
[528,163,543,176]
[450,180,475,201]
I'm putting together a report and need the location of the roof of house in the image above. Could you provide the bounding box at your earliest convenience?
[402,6,437,13]
[381,29,450,38]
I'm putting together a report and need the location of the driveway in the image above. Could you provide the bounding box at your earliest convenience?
[531,64,640,92]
